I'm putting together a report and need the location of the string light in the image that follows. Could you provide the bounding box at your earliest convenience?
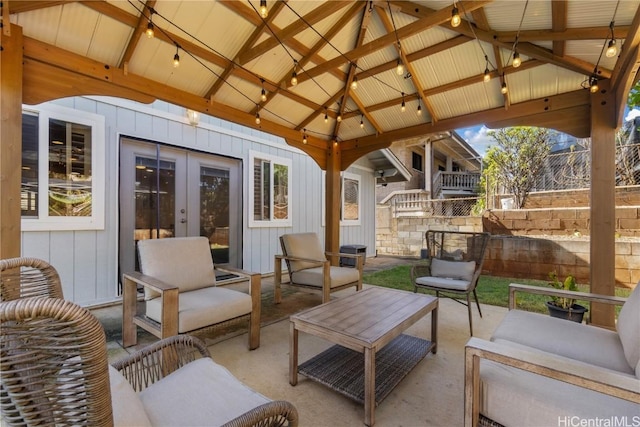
[259,0,268,19]
[173,44,180,68]
[396,59,404,76]
[324,108,329,123]
[302,129,308,144]
[337,114,342,122]
[512,51,521,68]
[606,21,617,58]
[255,110,261,125]
[501,80,508,94]
[291,62,298,86]
[360,115,364,129]
[260,80,267,102]
[483,55,491,82]
[589,74,599,93]
[351,75,358,90]
[146,14,155,39]
[417,101,422,116]
[401,92,406,112]
[451,3,461,27]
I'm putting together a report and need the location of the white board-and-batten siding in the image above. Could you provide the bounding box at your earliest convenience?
[20,96,377,307]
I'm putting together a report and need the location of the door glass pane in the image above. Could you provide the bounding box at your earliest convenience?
[21,113,39,217]
[200,166,230,264]
[134,156,176,244]
[274,163,288,219]
[343,177,359,220]
[48,118,92,216]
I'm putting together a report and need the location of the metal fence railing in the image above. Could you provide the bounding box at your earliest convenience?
[391,193,480,217]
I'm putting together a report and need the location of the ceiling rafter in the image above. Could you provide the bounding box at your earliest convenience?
[551,1,567,57]
[611,4,640,123]
[118,0,157,69]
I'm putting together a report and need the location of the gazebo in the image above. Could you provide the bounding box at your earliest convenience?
[2,0,639,327]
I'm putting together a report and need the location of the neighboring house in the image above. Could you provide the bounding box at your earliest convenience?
[19,97,394,307]
[376,131,482,204]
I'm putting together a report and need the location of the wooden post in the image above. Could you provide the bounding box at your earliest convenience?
[325,140,341,262]
[589,79,616,328]
[0,24,23,259]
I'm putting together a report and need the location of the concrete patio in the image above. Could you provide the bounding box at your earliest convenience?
[92,256,507,427]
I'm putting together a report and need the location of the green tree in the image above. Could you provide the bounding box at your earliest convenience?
[628,81,640,109]
[484,127,551,209]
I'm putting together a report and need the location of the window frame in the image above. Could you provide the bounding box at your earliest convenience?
[340,171,361,226]
[248,150,292,228]
[21,104,106,231]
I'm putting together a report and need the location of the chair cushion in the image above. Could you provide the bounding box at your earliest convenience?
[109,365,152,427]
[430,258,476,282]
[146,287,252,334]
[491,309,634,375]
[617,283,640,374]
[139,358,270,426]
[138,237,216,300]
[291,266,359,289]
[415,276,471,291]
[281,233,326,272]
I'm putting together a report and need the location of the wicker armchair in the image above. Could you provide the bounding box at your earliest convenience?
[0,257,63,301]
[411,230,491,336]
[0,298,298,427]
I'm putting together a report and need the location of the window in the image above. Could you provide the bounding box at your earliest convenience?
[21,104,105,231]
[412,152,423,172]
[249,151,292,227]
[341,172,361,225]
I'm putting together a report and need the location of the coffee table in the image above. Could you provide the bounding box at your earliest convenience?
[289,286,438,426]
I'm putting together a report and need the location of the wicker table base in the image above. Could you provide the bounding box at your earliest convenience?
[298,334,431,406]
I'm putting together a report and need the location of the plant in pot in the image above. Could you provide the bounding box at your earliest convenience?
[546,271,588,323]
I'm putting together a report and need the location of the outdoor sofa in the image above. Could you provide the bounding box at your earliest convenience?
[465,282,640,426]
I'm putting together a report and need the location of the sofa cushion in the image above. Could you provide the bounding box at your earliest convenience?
[281,233,326,272]
[491,309,634,375]
[291,266,359,289]
[415,276,470,291]
[617,284,640,374]
[479,356,639,427]
[430,258,475,282]
[138,237,216,300]
[108,365,152,427]
[146,286,252,333]
[139,358,270,426]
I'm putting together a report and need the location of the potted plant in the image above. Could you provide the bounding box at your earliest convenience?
[546,271,588,323]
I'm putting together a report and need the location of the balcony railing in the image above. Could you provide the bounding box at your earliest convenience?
[432,171,481,196]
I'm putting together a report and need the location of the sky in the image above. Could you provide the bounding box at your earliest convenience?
[457,107,640,158]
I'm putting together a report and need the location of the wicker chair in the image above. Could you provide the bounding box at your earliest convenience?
[274,232,363,304]
[0,298,298,427]
[0,257,63,301]
[411,230,491,336]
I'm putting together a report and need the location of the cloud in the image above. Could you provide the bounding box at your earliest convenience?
[459,125,493,157]
[625,108,640,121]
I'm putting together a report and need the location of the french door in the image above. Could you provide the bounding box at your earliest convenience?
[118,138,242,284]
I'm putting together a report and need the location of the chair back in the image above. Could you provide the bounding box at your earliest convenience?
[137,237,217,300]
[279,233,326,273]
[0,257,63,301]
[425,230,491,282]
[0,298,113,426]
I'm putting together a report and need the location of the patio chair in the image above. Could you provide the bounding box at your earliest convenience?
[274,232,363,304]
[0,256,63,301]
[410,230,491,336]
[122,236,261,350]
[0,297,298,427]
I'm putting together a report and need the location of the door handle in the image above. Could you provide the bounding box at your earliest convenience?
[180,218,187,223]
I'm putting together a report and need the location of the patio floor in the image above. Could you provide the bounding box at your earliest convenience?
[92,256,507,426]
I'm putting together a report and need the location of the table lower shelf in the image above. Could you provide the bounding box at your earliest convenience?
[298,334,433,406]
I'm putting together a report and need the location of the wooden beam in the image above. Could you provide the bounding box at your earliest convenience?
[589,79,616,329]
[551,0,567,57]
[118,0,157,69]
[1,24,24,259]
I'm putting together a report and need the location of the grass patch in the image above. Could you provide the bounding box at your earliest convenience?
[363,264,631,315]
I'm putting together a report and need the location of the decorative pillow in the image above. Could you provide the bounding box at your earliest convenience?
[430,258,476,282]
[108,365,152,427]
[617,283,640,372]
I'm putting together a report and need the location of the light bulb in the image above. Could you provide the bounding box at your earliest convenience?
[483,68,490,83]
[351,76,358,90]
[261,88,267,102]
[324,113,328,123]
[302,130,307,144]
[255,112,261,125]
[417,104,422,115]
[606,39,617,58]
[337,114,342,122]
[291,71,297,86]
[401,100,406,112]
[146,21,154,38]
[590,76,599,93]
[501,82,508,94]
[396,60,404,76]
[173,52,180,68]
[512,52,521,68]
[259,0,268,18]
[360,118,364,129]
[451,6,461,27]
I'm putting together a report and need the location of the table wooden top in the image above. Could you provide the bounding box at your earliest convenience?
[290,287,437,352]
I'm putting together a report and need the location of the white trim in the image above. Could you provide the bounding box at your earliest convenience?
[83,96,305,155]
[248,150,293,228]
[21,103,106,231]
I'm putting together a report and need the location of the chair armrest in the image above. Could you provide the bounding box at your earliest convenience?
[222,400,299,427]
[122,271,178,294]
[410,264,431,283]
[508,283,627,310]
[464,337,640,427]
[275,254,328,264]
[325,251,358,258]
[112,335,211,392]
